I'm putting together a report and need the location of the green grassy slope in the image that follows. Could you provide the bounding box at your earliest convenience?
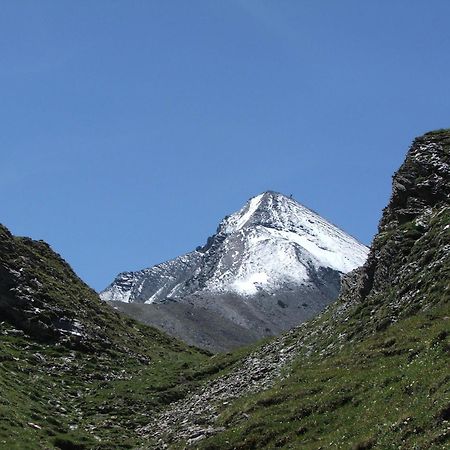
[0,225,212,449]
[197,282,449,449]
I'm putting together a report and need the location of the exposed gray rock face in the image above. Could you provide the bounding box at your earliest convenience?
[338,130,450,315]
[103,252,203,303]
[102,191,368,351]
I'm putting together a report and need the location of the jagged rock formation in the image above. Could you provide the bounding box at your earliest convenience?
[337,129,450,327]
[0,224,171,354]
[137,129,450,448]
[102,191,368,351]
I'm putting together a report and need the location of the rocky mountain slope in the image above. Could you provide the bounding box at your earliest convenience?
[0,224,210,448]
[136,128,450,448]
[101,191,368,351]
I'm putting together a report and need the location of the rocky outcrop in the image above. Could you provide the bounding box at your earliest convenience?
[380,130,450,229]
[337,129,449,324]
[0,226,91,347]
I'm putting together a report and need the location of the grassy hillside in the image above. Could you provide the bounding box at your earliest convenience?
[0,225,213,449]
[196,273,449,449]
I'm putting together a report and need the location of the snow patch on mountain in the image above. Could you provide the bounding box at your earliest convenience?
[223,193,264,233]
[233,272,268,296]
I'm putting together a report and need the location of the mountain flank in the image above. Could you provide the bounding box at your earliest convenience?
[0,223,211,448]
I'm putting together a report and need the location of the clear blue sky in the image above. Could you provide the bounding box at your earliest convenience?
[1,1,449,291]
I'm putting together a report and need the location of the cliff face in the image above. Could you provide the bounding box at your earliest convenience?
[337,129,449,336]
[381,130,450,229]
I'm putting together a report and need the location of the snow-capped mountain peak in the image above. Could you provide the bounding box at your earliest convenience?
[100,191,369,351]
[101,191,368,304]
[221,192,266,233]
[217,191,367,275]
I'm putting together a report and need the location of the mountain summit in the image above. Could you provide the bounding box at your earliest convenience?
[101,192,368,350]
